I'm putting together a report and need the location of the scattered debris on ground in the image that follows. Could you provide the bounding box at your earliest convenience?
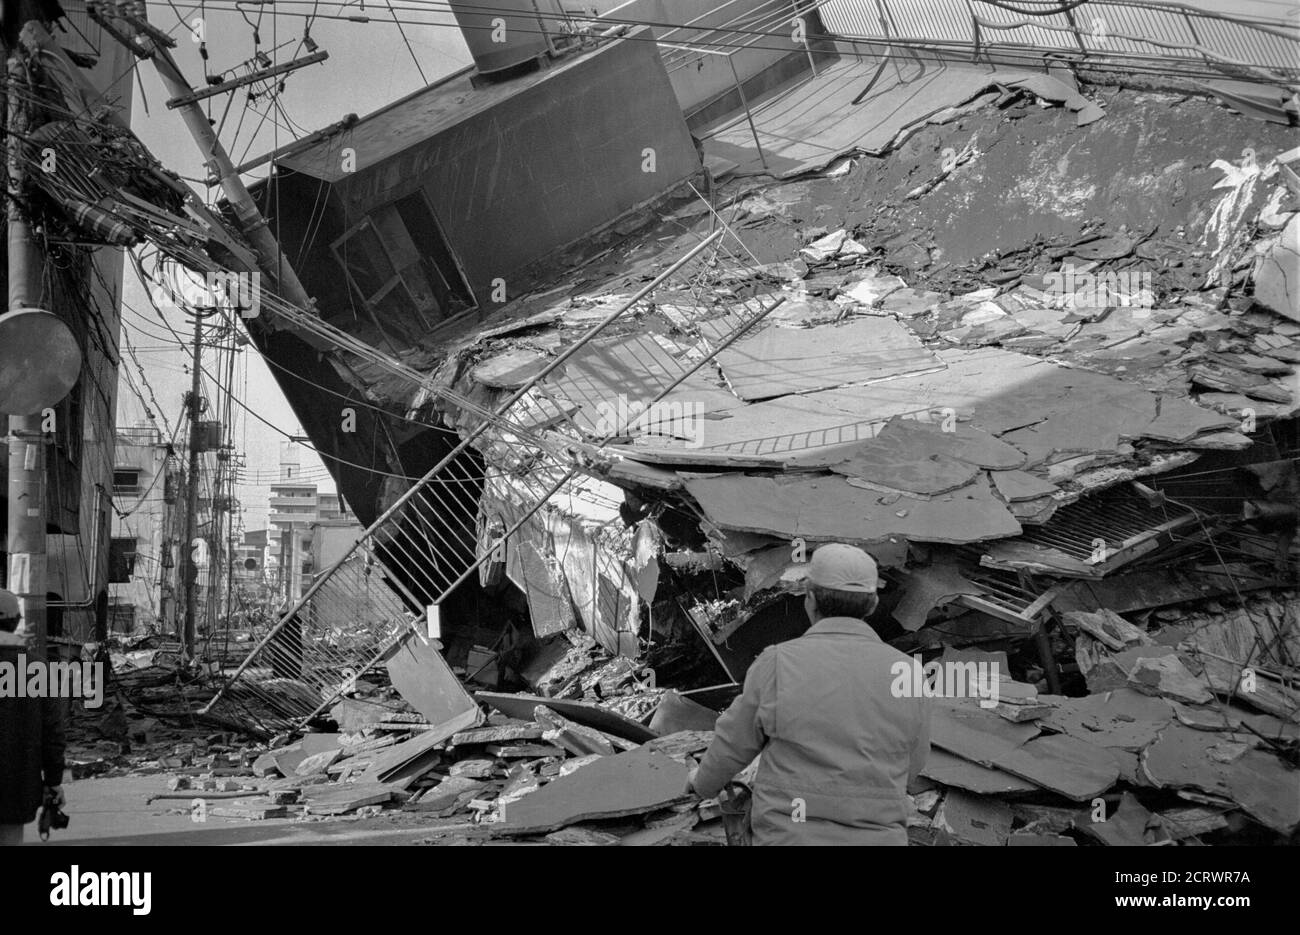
[84,77,1299,846]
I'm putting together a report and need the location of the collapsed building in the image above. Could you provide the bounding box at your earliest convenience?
[19,1,1300,842]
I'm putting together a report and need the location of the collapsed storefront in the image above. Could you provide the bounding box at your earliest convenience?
[189,64,1300,842]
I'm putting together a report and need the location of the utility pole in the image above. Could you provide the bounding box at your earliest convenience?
[181,312,202,658]
[92,5,318,315]
[4,6,50,660]
[207,440,227,637]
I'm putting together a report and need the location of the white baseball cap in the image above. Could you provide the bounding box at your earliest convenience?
[802,543,879,593]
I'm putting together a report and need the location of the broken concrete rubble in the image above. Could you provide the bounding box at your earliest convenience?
[88,51,1300,847]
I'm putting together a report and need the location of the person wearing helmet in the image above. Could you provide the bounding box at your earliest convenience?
[690,543,931,845]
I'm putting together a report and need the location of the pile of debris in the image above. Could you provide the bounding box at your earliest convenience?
[144,76,1299,845]
[908,591,1299,846]
[114,583,1296,845]
[132,644,732,844]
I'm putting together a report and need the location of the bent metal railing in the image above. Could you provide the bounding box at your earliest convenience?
[202,223,790,730]
[815,0,1300,84]
[598,0,1298,86]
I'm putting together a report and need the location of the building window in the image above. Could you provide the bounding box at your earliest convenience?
[112,469,141,494]
[331,193,475,342]
[109,537,137,583]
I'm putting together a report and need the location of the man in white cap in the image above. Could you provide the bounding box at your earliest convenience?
[690,543,930,845]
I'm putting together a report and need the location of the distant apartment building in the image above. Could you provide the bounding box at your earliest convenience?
[107,423,179,633]
[232,528,269,586]
[269,442,354,602]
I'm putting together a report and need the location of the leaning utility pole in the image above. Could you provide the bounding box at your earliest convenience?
[181,312,203,657]
[91,4,318,313]
[5,37,47,658]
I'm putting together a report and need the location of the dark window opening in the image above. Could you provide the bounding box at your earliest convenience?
[109,537,137,583]
[112,469,141,494]
[331,193,475,342]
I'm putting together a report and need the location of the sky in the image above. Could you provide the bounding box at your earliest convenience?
[117,2,473,533]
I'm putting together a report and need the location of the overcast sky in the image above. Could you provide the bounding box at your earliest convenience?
[119,3,472,533]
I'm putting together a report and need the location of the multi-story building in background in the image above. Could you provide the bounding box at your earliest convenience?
[105,421,222,636]
[268,442,353,602]
[106,424,177,633]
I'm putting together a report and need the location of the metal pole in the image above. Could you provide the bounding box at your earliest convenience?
[182,313,202,658]
[96,8,315,316]
[728,55,768,170]
[6,51,48,660]
[205,452,222,639]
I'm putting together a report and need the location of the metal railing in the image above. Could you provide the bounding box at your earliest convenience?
[818,0,1300,83]
[590,0,1299,83]
[202,216,792,730]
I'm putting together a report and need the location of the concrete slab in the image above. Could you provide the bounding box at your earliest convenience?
[704,58,1003,177]
[716,316,942,401]
[684,472,1021,547]
[494,746,690,836]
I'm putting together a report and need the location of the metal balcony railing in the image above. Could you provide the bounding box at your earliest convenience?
[817,0,1300,84]
[598,0,1299,86]
[201,213,790,731]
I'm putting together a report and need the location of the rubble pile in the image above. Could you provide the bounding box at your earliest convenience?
[107,584,1296,845]
[121,645,734,844]
[113,80,1297,845]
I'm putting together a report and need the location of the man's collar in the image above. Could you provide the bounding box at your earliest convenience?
[807,616,882,640]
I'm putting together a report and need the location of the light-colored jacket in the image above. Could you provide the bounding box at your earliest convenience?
[694,617,931,845]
